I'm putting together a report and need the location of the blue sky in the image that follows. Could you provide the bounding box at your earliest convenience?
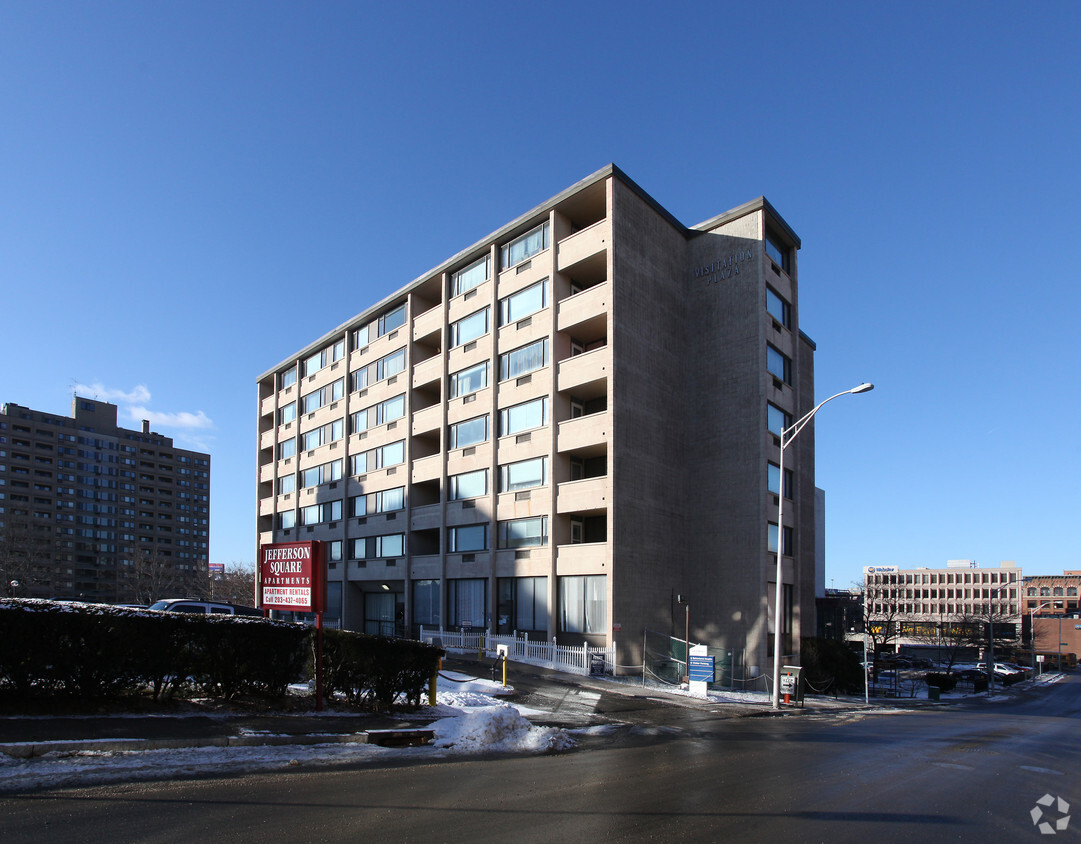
[2,2,1078,590]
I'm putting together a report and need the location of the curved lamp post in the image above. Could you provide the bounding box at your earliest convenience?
[1030,600,1052,676]
[772,382,874,710]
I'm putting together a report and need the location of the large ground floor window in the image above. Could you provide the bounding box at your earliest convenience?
[448,578,487,628]
[497,576,548,635]
[559,574,606,635]
[412,579,440,628]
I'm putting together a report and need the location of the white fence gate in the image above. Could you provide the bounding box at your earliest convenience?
[419,627,615,677]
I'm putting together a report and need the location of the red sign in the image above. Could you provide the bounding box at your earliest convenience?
[259,541,324,612]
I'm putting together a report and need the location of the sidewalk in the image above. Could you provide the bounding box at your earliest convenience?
[0,709,438,759]
[1,657,1009,760]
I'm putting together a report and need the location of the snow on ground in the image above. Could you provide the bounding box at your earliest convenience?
[0,674,571,795]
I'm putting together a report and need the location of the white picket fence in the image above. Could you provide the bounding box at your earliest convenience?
[419,627,615,677]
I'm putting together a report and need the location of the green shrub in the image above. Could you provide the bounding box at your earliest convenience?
[800,637,864,694]
[320,628,443,711]
[924,672,957,692]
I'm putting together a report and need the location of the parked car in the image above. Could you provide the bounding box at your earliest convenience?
[148,598,263,616]
[976,662,1021,677]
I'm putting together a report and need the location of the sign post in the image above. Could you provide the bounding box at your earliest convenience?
[259,541,326,710]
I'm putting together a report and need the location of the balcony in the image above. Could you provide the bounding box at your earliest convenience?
[412,453,442,484]
[410,503,442,532]
[556,346,610,399]
[556,476,609,514]
[411,403,441,436]
[556,411,609,457]
[557,281,608,337]
[258,462,277,484]
[412,353,443,389]
[258,497,276,517]
[412,305,443,344]
[556,219,609,274]
[555,541,610,574]
[260,429,277,451]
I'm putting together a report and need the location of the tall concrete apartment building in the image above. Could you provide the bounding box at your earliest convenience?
[0,397,210,602]
[256,165,817,674]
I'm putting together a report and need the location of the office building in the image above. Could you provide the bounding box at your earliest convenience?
[862,561,1023,647]
[0,397,210,602]
[256,164,816,674]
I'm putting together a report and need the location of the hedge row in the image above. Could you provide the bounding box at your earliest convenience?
[320,628,443,711]
[0,599,308,701]
[0,599,443,710]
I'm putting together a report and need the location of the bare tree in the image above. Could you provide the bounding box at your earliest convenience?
[913,614,982,671]
[858,579,902,676]
[123,552,207,605]
[0,519,52,598]
[208,563,256,606]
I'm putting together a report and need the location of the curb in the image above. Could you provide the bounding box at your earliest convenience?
[0,728,436,759]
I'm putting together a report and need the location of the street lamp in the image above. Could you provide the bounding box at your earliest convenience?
[1030,601,1052,676]
[771,382,874,710]
[986,581,1014,694]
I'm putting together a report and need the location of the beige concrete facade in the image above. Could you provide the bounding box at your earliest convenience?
[0,397,210,602]
[863,561,1023,646]
[255,165,815,675]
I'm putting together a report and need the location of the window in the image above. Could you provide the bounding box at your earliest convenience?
[499,339,548,381]
[277,475,295,495]
[501,221,550,268]
[500,279,548,325]
[767,463,793,498]
[279,402,296,425]
[351,367,369,393]
[452,255,490,297]
[280,368,297,390]
[559,575,606,634]
[500,457,547,492]
[766,232,791,273]
[353,486,405,516]
[449,469,488,500]
[413,579,441,627]
[351,395,406,434]
[301,460,342,489]
[278,438,296,460]
[378,304,406,337]
[448,578,485,628]
[352,324,369,349]
[450,362,488,398]
[301,499,342,525]
[302,341,345,378]
[766,288,791,329]
[301,419,344,451]
[768,523,794,556]
[449,415,488,449]
[376,348,406,381]
[301,379,345,414]
[449,524,487,553]
[449,307,489,348]
[278,510,295,530]
[351,440,405,474]
[498,516,547,548]
[499,397,547,436]
[767,346,791,384]
[767,403,790,436]
[502,577,547,632]
[353,533,404,559]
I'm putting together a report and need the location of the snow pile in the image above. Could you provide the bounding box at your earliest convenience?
[432,704,573,754]
[0,685,573,794]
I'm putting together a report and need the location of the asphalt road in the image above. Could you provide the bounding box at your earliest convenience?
[3,672,1078,842]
